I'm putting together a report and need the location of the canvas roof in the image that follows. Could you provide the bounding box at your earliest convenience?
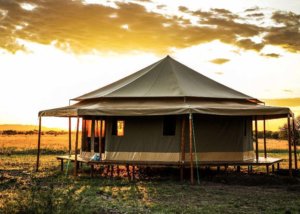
[39,98,291,119]
[39,56,291,119]
[73,56,260,103]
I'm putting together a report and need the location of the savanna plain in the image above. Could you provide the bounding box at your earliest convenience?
[1,134,300,214]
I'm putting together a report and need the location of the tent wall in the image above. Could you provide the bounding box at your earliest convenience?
[104,116,181,162]
[103,115,254,162]
[184,115,254,161]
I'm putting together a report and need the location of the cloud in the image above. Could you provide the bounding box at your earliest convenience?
[236,39,264,51]
[0,1,299,54]
[178,6,189,13]
[260,53,281,58]
[246,13,264,18]
[244,7,260,12]
[283,89,293,93]
[210,58,230,64]
[215,71,224,75]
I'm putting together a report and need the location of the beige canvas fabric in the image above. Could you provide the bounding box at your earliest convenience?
[73,56,260,102]
[39,98,291,119]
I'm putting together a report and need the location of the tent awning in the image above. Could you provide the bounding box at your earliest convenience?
[39,98,291,120]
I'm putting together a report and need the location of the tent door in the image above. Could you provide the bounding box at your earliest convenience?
[81,118,106,156]
[94,119,106,155]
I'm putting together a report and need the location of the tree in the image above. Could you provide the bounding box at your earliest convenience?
[279,115,300,145]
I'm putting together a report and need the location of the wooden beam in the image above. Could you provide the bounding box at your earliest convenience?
[287,114,292,176]
[180,116,186,182]
[74,117,80,177]
[263,117,267,158]
[292,115,298,170]
[189,113,194,185]
[68,117,72,155]
[36,116,42,172]
[255,116,259,161]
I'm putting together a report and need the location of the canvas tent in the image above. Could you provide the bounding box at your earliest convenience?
[37,56,297,181]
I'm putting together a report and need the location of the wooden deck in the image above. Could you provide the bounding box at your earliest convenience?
[57,155,282,171]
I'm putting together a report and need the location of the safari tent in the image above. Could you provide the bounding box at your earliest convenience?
[37,56,298,182]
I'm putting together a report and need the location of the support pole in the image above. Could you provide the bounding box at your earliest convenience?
[287,114,292,176]
[74,117,80,177]
[255,116,259,162]
[180,116,186,182]
[292,115,298,170]
[263,116,267,158]
[36,116,42,172]
[99,120,103,160]
[91,119,95,153]
[68,117,72,155]
[189,113,194,185]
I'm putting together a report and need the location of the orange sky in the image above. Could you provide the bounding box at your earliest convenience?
[0,0,299,129]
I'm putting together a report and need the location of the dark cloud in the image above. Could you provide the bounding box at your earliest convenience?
[236,39,264,51]
[210,58,230,64]
[260,53,281,58]
[178,6,189,13]
[244,7,259,12]
[272,11,300,26]
[0,1,299,54]
[246,13,264,18]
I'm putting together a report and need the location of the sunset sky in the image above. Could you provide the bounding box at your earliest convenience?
[0,0,300,130]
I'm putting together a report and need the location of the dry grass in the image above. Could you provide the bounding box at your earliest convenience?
[1,135,300,213]
[0,134,80,154]
[1,134,299,170]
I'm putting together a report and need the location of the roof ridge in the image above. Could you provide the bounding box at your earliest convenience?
[168,57,187,96]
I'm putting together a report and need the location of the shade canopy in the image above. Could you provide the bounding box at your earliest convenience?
[39,98,291,119]
[73,56,260,103]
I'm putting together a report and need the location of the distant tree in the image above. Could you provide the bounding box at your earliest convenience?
[279,116,300,145]
[2,130,17,135]
[271,131,279,139]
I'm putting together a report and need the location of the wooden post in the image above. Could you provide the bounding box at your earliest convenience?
[111,165,114,178]
[255,116,259,162]
[292,115,298,170]
[117,165,120,177]
[180,116,186,182]
[263,117,267,158]
[126,164,130,180]
[99,120,102,159]
[74,117,80,177]
[60,159,64,172]
[189,113,194,185]
[36,116,42,172]
[91,119,95,153]
[68,117,72,155]
[287,114,292,176]
[132,166,135,180]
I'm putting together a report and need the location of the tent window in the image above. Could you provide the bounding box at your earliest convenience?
[112,119,125,136]
[163,116,176,136]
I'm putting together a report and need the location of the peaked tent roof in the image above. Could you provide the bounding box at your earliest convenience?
[73,56,260,103]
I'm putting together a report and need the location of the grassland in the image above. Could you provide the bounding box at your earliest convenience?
[1,135,300,213]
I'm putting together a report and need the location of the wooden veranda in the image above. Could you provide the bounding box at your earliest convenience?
[36,113,298,184]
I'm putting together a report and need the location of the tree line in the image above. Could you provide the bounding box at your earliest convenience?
[0,130,68,136]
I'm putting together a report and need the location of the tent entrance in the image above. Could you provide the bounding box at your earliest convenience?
[81,118,106,158]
